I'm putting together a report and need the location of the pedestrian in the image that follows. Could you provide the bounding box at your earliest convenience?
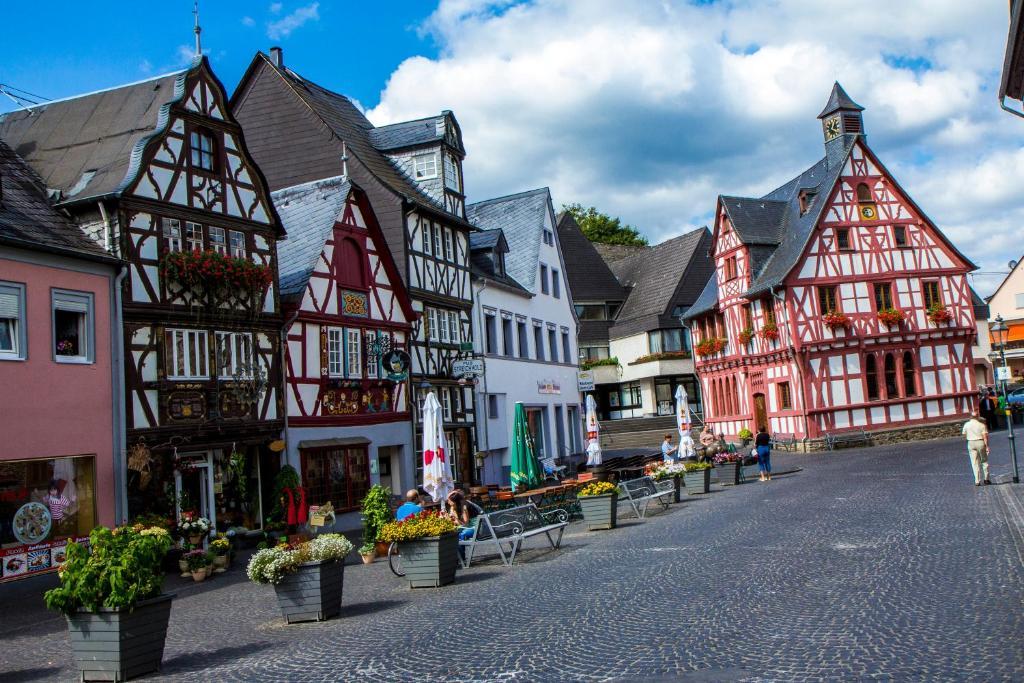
[961,413,991,486]
[661,434,678,462]
[980,391,998,431]
[754,425,772,482]
[395,489,423,521]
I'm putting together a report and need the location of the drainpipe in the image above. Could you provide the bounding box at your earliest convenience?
[98,201,112,253]
[112,265,128,523]
[280,308,300,470]
[473,279,490,481]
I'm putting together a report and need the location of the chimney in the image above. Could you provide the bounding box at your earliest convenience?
[269,47,283,68]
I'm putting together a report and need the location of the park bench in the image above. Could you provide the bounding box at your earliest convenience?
[771,433,797,451]
[617,475,674,519]
[824,429,870,451]
[459,503,568,568]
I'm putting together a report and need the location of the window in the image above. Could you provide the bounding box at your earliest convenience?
[818,286,838,314]
[502,317,513,356]
[229,230,246,259]
[189,129,216,171]
[438,309,450,343]
[856,183,872,202]
[336,238,367,289]
[884,352,899,398]
[762,300,775,325]
[874,283,893,311]
[777,382,792,410]
[580,346,610,361]
[443,228,453,262]
[433,225,442,257]
[1016,293,1024,309]
[52,290,94,363]
[902,351,917,397]
[865,354,880,401]
[893,225,908,247]
[543,229,554,246]
[0,282,26,360]
[562,331,571,364]
[448,310,459,344]
[441,387,452,421]
[163,218,182,253]
[574,304,607,320]
[186,222,203,252]
[422,222,432,254]
[743,305,753,331]
[540,264,549,294]
[210,227,227,255]
[427,308,438,342]
[443,153,461,190]
[485,313,497,354]
[346,329,362,378]
[216,331,253,378]
[413,153,438,180]
[366,332,379,379]
[552,269,561,299]
[836,228,851,251]
[165,329,209,379]
[648,330,663,354]
[327,328,344,377]
[923,281,942,309]
[517,320,529,359]
[725,255,738,280]
[857,183,878,220]
[534,324,545,361]
[548,328,558,363]
[488,394,499,420]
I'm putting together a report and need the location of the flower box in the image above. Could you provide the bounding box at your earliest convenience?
[927,305,952,325]
[759,324,779,341]
[65,594,174,682]
[737,329,754,345]
[695,338,726,357]
[877,308,905,327]
[578,492,618,530]
[684,468,712,494]
[823,311,851,329]
[716,461,741,486]
[273,559,344,623]
[399,533,460,588]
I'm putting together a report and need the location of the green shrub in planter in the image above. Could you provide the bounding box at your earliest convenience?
[247,534,353,622]
[683,462,712,494]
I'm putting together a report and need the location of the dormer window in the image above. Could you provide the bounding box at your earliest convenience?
[413,153,438,181]
[443,152,461,191]
[493,249,505,277]
[189,128,217,172]
[798,189,817,216]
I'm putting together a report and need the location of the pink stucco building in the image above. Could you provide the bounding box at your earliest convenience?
[0,141,122,582]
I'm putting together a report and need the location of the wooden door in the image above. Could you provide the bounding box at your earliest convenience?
[753,394,767,432]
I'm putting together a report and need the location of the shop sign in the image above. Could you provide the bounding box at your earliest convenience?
[538,380,561,395]
[452,359,484,378]
[996,365,1011,382]
[577,371,594,392]
[382,350,411,381]
[1,536,88,582]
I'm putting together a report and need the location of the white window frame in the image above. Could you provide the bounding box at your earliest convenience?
[432,225,442,257]
[210,227,227,255]
[163,218,182,253]
[422,222,433,255]
[216,331,253,379]
[327,328,344,378]
[413,153,438,181]
[52,289,94,364]
[0,282,27,361]
[346,328,362,379]
[443,228,454,262]
[366,332,379,379]
[448,310,459,343]
[441,387,453,422]
[427,308,438,342]
[229,230,246,259]
[186,221,204,252]
[439,309,450,343]
[444,152,461,191]
[165,329,209,379]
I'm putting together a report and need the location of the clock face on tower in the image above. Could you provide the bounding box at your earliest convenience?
[824,115,841,141]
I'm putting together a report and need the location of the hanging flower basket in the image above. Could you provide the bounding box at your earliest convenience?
[823,311,851,329]
[927,304,952,325]
[695,338,725,357]
[877,308,905,327]
[737,328,754,345]
[161,250,272,305]
[759,323,779,341]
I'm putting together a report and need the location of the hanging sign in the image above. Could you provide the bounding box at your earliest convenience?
[996,366,1012,382]
[382,350,411,382]
[453,359,484,378]
[577,371,594,392]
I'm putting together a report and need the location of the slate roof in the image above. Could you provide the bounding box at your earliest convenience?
[468,228,531,295]
[971,287,990,320]
[0,140,117,262]
[818,82,864,118]
[368,115,446,151]
[684,276,720,320]
[720,196,788,245]
[593,243,646,265]
[0,69,190,205]
[271,175,351,297]
[555,212,628,302]
[1001,0,1024,101]
[465,188,552,291]
[469,229,503,250]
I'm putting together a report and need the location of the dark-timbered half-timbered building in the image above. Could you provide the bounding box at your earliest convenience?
[273,175,417,512]
[232,48,479,484]
[0,57,286,530]
[684,83,978,445]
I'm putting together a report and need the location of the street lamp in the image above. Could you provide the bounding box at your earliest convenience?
[990,314,1020,483]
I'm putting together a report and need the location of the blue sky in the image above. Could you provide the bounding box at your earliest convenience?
[2,1,1022,298]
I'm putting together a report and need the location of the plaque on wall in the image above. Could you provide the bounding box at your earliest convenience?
[322,389,361,415]
[341,290,368,317]
[167,392,206,420]
[219,393,253,419]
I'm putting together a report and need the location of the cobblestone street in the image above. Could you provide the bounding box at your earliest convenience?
[2,436,1023,682]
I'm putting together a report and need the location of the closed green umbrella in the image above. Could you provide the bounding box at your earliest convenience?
[510,402,544,491]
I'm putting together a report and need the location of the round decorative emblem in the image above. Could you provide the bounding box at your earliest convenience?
[13,502,52,544]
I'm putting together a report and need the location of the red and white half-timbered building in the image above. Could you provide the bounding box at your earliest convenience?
[685,84,978,444]
[274,176,417,512]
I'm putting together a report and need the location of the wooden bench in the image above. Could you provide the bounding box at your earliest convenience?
[770,433,797,451]
[459,503,568,568]
[617,475,674,519]
[824,430,870,451]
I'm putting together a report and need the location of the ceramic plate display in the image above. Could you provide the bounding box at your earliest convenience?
[13,502,52,544]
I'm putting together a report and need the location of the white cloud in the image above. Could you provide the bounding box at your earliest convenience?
[138,59,153,75]
[269,2,283,14]
[367,0,1022,295]
[241,16,256,27]
[266,3,319,40]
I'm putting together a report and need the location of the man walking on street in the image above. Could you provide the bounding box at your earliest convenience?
[980,390,998,431]
[962,413,991,486]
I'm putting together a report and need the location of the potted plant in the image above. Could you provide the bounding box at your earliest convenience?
[737,427,753,446]
[759,322,779,341]
[683,461,713,494]
[184,549,211,582]
[877,307,905,327]
[823,310,851,330]
[927,303,952,325]
[713,452,743,485]
[44,525,174,682]
[210,538,230,573]
[247,533,353,623]
[737,328,754,345]
[179,516,210,546]
[377,511,459,588]
[576,480,620,530]
[650,462,686,503]
[358,542,376,565]
[360,484,392,557]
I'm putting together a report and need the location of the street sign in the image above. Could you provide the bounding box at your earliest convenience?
[577,371,594,392]
[996,366,1012,382]
[459,342,474,352]
[453,359,484,378]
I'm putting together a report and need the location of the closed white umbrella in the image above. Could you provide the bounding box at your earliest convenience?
[676,385,695,459]
[585,394,602,466]
[422,391,454,503]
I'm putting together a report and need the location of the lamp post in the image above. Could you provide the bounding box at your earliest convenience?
[990,314,1020,484]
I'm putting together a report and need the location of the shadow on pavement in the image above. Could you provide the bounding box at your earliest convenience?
[162,641,278,674]
[340,598,404,618]
[4,666,63,682]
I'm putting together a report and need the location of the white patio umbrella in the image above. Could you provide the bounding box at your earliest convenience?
[585,394,602,466]
[421,391,454,503]
[676,385,695,459]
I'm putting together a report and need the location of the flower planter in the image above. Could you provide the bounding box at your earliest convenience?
[359,552,375,565]
[717,462,741,485]
[579,493,618,530]
[65,593,173,682]
[178,558,189,577]
[273,559,345,623]
[188,534,203,546]
[213,555,228,573]
[374,541,390,557]
[398,533,459,588]
[684,469,712,494]
[192,570,207,582]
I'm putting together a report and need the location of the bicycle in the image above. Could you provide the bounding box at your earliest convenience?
[387,541,404,577]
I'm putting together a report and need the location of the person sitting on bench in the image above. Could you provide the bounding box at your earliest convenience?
[395,489,423,521]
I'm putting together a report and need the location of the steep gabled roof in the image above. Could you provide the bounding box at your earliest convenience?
[369,115,448,152]
[0,69,190,205]
[0,140,118,263]
[468,228,530,295]
[555,212,628,302]
[272,175,351,297]
[465,188,552,290]
[469,228,505,251]
[720,196,788,245]
[818,82,864,118]
[684,275,719,320]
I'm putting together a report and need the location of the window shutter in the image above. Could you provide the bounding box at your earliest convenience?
[0,291,19,318]
[54,293,89,313]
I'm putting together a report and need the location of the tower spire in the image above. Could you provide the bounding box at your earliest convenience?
[193,1,203,58]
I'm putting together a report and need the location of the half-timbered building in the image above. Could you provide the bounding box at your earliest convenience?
[0,57,285,529]
[684,83,978,444]
[232,48,479,484]
[273,175,417,511]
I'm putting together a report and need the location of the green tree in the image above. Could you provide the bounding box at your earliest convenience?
[562,203,648,246]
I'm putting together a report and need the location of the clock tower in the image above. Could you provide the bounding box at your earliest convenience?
[817,81,864,157]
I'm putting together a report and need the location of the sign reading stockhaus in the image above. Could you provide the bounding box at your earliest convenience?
[452,359,484,378]
[577,371,594,392]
